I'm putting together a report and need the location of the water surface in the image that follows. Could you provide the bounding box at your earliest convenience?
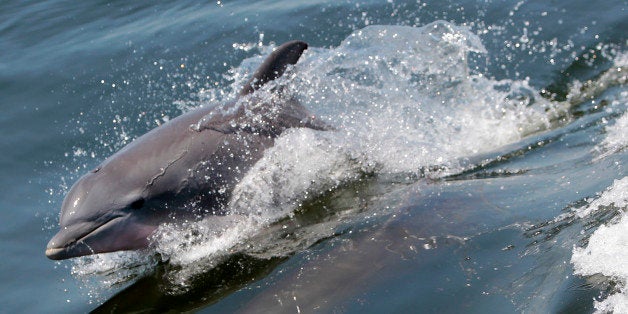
[0,0,626,313]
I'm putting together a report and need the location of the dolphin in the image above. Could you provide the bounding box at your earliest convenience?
[46,40,325,260]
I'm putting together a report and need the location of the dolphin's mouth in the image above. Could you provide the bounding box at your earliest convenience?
[45,215,124,260]
[44,246,71,259]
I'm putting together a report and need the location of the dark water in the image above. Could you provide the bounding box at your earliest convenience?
[1,0,626,313]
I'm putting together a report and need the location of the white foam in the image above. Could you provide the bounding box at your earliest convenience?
[573,178,628,218]
[229,129,361,219]
[571,177,628,313]
[602,111,628,151]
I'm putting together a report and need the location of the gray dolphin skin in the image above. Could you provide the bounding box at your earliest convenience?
[46,40,325,260]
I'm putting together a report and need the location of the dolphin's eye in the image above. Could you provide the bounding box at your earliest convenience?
[130,198,145,209]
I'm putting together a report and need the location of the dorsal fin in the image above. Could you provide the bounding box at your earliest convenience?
[239,40,308,96]
[193,40,328,137]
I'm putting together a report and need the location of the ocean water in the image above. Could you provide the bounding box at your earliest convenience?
[0,0,626,313]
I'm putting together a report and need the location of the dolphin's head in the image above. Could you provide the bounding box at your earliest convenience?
[45,163,164,260]
[44,107,229,261]
[44,136,192,261]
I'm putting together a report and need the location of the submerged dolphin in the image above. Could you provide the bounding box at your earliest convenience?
[46,40,325,260]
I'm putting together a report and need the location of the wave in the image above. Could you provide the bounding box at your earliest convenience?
[66,21,626,303]
[571,178,628,313]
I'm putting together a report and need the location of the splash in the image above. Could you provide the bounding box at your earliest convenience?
[567,52,628,311]
[571,177,628,313]
[598,110,628,158]
[567,52,628,106]
[70,21,576,292]
[293,22,565,175]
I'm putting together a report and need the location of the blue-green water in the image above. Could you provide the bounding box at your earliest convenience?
[1,1,626,313]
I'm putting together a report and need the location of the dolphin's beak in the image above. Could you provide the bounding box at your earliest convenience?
[45,215,156,260]
[45,243,80,260]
